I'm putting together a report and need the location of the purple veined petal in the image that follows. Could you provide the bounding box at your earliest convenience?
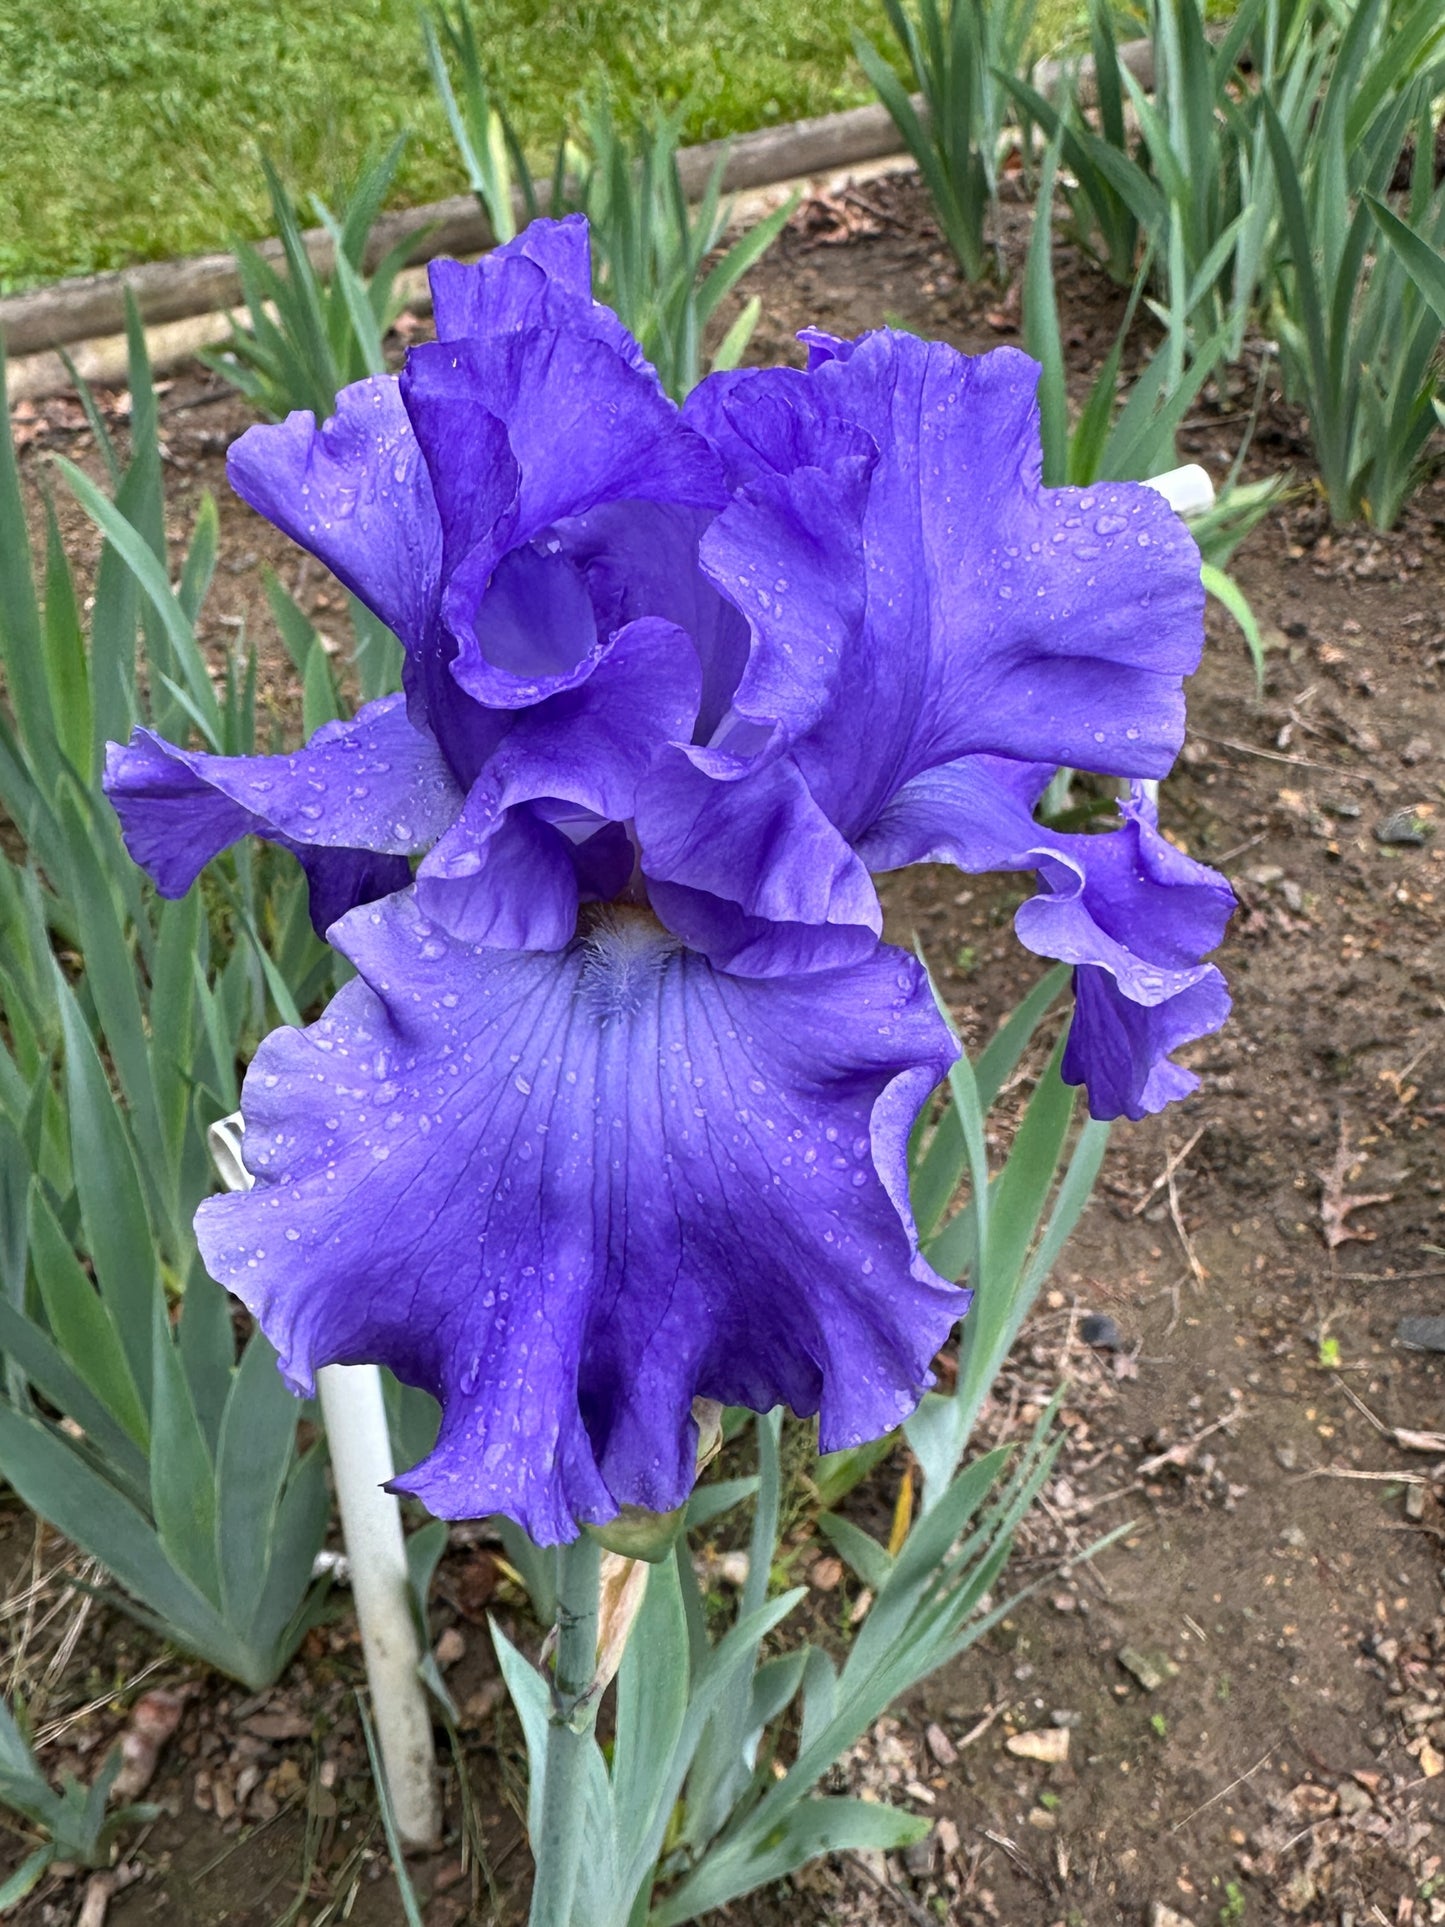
[798,324,857,370]
[415,617,700,946]
[698,334,1205,844]
[685,364,879,493]
[415,803,580,949]
[1013,788,1234,1009]
[695,451,875,750]
[855,751,1058,875]
[382,399,524,784]
[196,891,964,1545]
[227,373,515,790]
[635,746,882,975]
[1063,967,1230,1121]
[399,330,725,709]
[283,845,413,937]
[645,878,885,980]
[429,215,655,380]
[468,542,600,684]
[227,377,442,661]
[860,757,1233,1120]
[552,500,752,742]
[104,695,465,932]
[1029,785,1235,976]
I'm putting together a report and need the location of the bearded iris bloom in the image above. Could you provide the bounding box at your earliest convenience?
[105,216,1232,1545]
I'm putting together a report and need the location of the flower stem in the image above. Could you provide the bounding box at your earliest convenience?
[529,1532,602,1927]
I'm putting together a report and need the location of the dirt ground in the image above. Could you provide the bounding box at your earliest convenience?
[3,171,1445,1927]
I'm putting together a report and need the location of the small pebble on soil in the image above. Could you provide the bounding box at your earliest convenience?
[1080,1312,1124,1350]
[1374,807,1433,845]
[1397,1314,1445,1352]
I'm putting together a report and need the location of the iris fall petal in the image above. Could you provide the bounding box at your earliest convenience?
[104,695,464,932]
[196,890,964,1544]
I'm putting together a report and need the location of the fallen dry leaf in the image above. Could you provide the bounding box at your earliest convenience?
[794,190,883,248]
[1319,1124,1393,1248]
[241,1708,311,1742]
[1288,1782,1337,1820]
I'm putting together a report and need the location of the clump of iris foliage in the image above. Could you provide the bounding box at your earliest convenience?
[871,0,1445,529]
[0,1698,158,1906]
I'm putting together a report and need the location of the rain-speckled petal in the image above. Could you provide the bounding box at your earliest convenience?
[227,377,441,660]
[429,214,654,378]
[636,747,881,976]
[104,695,464,932]
[692,334,1205,839]
[414,616,700,948]
[861,758,1233,1119]
[399,329,725,711]
[195,890,963,1544]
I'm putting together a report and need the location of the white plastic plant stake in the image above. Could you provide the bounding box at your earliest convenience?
[1143,462,1215,518]
[208,1114,442,1851]
[1138,464,1217,806]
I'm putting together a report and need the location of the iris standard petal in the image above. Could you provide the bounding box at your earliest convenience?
[399,331,725,709]
[429,214,654,378]
[104,695,464,930]
[553,500,751,742]
[694,448,875,753]
[695,334,1204,842]
[195,891,964,1545]
[227,377,442,659]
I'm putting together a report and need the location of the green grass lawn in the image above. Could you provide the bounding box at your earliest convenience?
[1,0,1092,294]
[0,0,881,291]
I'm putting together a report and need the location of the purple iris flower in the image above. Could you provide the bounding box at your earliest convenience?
[104,217,1232,1543]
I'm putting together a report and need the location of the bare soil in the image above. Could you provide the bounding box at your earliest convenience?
[4,171,1445,1927]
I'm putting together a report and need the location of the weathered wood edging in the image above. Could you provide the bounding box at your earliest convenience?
[2,35,1158,396]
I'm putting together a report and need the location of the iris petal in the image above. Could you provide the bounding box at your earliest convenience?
[104,695,464,932]
[399,330,724,712]
[695,333,1204,837]
[227,377,441,660]
[471,543,599,682]
[637,748,881,975]
[416,803,580,949]
[429,214,655,379]
[863,758,1233,1119]
[195,890,964,1544]
[553,500,751,741]
[415,616,700,947]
